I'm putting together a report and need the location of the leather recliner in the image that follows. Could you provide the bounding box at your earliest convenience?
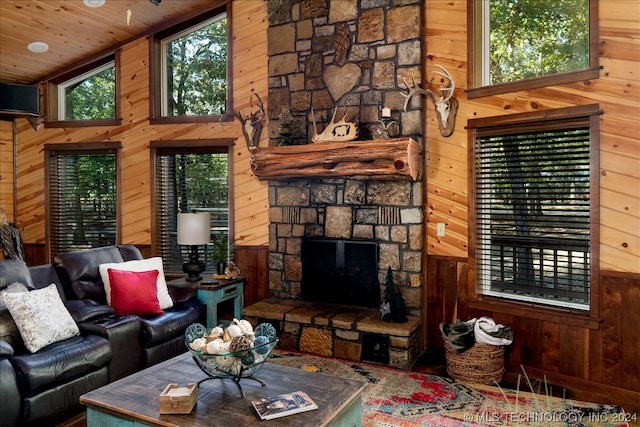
[0,245,205,426]
[53,245,204,368]
[0,259,112,427]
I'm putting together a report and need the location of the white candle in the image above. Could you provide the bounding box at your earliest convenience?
[382,107,391,118]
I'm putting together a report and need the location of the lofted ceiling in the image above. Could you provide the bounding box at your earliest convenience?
[0,0,215,85]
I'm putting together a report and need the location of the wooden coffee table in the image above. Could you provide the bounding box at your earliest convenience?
[80,352,366,426]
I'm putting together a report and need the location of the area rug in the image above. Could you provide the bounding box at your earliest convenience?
[268,350,629,427]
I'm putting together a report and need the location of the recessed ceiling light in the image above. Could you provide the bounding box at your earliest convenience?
[27,42,49,53]
[83,0,105,7]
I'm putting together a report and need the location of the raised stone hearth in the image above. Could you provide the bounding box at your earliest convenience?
[243,298,421,370]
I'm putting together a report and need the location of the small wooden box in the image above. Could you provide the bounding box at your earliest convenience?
[159,383,197,414]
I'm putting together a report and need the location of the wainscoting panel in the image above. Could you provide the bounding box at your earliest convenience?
[425,255,640,411]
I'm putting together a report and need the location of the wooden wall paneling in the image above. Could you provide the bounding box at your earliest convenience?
[22,243,46,266]
[601,277,624,387]
[455,261,469,319]
[542,322,561,374]
[233,245,269,307]
[230,0,269,247]
[442,259,459,323]
[0,120,14,228]
[425,257,444,348]
[621,276,640,392]
[516,317,545,370]
[558,325,588,379]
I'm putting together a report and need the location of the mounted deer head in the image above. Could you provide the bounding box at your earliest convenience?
[233,93,265,150]
[402,65,458,137]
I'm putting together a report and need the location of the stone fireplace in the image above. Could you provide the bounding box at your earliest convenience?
[242,177,424,369]
[243,0,425,369]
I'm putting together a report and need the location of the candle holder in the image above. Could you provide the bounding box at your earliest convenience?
[374,107,399,139]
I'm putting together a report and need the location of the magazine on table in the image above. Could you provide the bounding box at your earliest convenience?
[252,390,318,420]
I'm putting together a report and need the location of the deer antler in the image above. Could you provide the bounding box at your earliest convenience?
[432,64,454,104]
[401,74,435,111]
[233,93,265,150]
[402,65,458,137]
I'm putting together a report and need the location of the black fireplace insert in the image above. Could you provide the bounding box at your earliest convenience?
[301,238,380,308]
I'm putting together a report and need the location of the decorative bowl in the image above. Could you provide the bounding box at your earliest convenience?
[185,322,278,381]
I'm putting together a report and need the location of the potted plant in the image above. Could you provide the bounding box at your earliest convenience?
[209,234,234,275]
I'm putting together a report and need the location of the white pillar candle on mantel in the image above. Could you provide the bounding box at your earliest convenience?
[381,107,391,118]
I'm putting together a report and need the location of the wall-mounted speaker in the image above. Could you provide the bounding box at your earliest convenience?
[0,82,40,117]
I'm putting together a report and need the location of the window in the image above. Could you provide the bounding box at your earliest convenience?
[152,141,232,273]
[46,55,120,126]
[469,0,599,95]
[46,144,119,259]
[469,105,599,310]
[153,6,230,121]
[58,61,115,120]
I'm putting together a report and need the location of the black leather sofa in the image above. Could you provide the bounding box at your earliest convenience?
[0,245,204,426]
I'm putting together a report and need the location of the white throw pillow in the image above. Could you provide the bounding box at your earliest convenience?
[4,283,80,353]
[99,257,173,310]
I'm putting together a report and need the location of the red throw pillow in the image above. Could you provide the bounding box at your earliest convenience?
[107,269,164,315]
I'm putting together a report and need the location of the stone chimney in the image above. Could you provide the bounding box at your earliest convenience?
[264,0,424,318]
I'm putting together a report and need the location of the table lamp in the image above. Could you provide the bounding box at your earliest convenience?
[177,212,211,282]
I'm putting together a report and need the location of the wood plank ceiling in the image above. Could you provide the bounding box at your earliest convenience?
[0,0,215,84]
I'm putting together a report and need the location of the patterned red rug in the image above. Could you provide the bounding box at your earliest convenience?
[268,350,630,427]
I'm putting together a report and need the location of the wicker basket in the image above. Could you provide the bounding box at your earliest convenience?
[444,339,505,384]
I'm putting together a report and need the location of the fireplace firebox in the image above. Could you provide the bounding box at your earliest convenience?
[301,238,380,308]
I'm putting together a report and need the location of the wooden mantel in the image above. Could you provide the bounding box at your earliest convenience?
[250,137,420,181]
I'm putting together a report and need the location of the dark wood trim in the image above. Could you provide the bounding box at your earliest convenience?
[601,270,640,280]
[466,68,602,99]
[45,119,122,128]
[149,139,234,149]
[149,114,234,125]
[468,104,601,129]
[44,141,122,151]
[467,298,601,329]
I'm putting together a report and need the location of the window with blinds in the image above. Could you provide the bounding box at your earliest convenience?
[46,147,117,259]
[154,147,229,273]
[472,110,597,310]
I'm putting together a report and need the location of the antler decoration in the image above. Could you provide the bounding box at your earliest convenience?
[402,65,458,137]
[233,93,265,150]
[311,108,358,143]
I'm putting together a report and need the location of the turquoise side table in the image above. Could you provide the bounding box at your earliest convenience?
[168,276,244,328]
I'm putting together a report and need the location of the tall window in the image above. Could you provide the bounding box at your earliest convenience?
[469,0,597,94]
[157,7,229,118]
[46,144,119,259]
[470,106,599,310]
[153,143,231,273]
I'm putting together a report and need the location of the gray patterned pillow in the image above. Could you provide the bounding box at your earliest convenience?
[3,283,80,353]
[0,282,29,350]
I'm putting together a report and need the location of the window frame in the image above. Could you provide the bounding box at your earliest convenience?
[149,4,234,125]
[45,54,121,128]
[44,142,122,261]
[467,105,601,315]
[466,0,601,98]
[150,139,234,273]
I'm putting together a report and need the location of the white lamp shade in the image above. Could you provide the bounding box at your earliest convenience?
[177,212,211,245]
